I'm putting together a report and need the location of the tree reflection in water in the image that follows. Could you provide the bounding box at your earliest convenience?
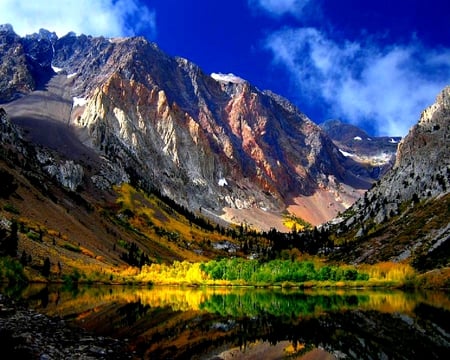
[12,285,450,359]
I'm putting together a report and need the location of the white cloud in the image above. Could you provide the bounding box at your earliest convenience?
[249,0,312,17]
[0,0,156,38]
[265,27,450,136]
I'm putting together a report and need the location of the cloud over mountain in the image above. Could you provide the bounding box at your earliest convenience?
[248,0,313,17]
[264,27,450,136]
[0,0,156,38]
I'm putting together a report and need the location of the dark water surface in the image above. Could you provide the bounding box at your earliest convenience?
[5,284,450,359]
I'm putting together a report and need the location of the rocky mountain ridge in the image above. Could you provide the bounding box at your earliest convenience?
[321,119,399,179]
[0,25,383,228]
[366,86,449,219]
[328,87,450,268]
[0,24,449,276]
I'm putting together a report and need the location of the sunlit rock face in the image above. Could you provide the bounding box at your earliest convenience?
[1,27,377,224]
[395,86,450,178]
[0,25,35,102]
[342,86,450,223]
[376,86,450,206]
[63,34,373,216]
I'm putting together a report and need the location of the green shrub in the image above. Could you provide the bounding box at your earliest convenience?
[318,266,332,281]
[26,231,41,241]
[0,257,27,284]
[343,269,358,281]
[3,203,19,214]
[356,272,370,281]
[63,269,81,287]
[62,243,81,252]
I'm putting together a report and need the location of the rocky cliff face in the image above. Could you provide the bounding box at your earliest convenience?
[63,34,372,221]
[0,26,376,227]
[0,107,84,192]
[329,87,450,267]
[0,25,35,101]
[394,87,450,185]
[367,86,450,213]
[0,25,57,102]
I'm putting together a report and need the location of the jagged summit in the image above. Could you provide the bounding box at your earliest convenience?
[321,119,369,142]
[395,86,450,171]
[376,86,450,205]
[0,23,14,33]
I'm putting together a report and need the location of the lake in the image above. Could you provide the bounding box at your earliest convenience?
[4,284,450,359]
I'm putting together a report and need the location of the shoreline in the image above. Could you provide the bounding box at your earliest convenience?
[0,293,133,359]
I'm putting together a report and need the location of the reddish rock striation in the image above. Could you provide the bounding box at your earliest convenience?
[1,27,377,227]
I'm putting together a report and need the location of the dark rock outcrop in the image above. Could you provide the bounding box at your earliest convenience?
[0,293,130,359]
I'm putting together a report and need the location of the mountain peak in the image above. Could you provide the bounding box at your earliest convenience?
[0,28,387,229]
[0,23,15,34]
[320,119,369,142]
[395,86,450,171]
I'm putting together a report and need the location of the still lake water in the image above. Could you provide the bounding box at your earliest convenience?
[6,284,450,359]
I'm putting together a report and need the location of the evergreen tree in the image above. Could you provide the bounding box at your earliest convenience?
[0,227,7,252]
[20,250,28,266]
[42,257,51,277]
[0,220,18,256]
[0,169,18,198]
[8,220,18,256]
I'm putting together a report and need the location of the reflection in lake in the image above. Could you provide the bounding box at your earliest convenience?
[9,285,450,359]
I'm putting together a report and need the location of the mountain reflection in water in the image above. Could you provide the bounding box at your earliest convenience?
[9,285,450,359]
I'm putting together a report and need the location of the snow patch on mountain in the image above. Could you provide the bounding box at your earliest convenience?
[211,72,245,84]
[218,178,228,186]
[339,149,354,157]
[52,65,63,73]
[73,97,87,107]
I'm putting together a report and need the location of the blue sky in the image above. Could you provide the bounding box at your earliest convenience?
[1,0,449,136]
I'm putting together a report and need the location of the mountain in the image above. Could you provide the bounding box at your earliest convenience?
[327,87,450,270]
[321,119,399,180]
[0,25,379,230]
[0,24,448,280]
[2,100,279,276]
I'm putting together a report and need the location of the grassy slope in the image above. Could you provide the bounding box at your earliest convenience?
[1,154,448,288]
[0,159,241,282]
[329,193,450,270]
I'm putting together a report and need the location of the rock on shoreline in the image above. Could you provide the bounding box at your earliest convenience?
[0,293,132,359]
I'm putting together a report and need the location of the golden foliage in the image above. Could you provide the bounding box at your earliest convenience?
[282,214,312,232]
[138,261,209,285]
[359,262,416,283]
[113,183,243,263]
[415,268,450,289]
